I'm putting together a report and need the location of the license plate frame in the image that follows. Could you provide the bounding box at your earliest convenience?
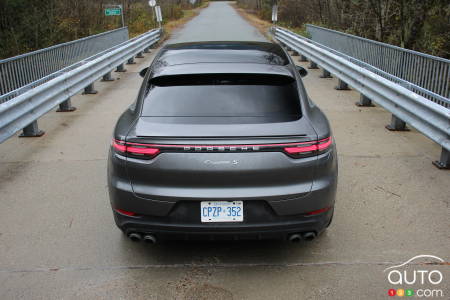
[200,201,244,223]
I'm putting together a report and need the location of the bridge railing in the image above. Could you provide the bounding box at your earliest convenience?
[0,28,161,143]
[306,24,450,108]
[0,28,129,104]
[273,26,450,169]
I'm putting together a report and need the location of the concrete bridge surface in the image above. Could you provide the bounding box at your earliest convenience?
[0,2,448,299]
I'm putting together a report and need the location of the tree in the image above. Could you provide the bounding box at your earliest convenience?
[236,0,450,58]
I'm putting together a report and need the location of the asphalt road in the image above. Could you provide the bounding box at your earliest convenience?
[0,2,449,299]
[169,1,266,43]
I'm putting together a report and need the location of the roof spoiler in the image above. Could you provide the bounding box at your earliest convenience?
[148,62,295,80]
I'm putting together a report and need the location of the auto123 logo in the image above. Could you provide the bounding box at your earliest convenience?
[384,255,447,297]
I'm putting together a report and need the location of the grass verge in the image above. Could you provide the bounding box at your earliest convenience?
[162,1,210,41]
[230,3,273,40]
[230,3,311,40]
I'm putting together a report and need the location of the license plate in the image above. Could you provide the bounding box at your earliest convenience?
[201,201,243,222]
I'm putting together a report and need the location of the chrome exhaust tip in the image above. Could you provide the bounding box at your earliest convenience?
[288,233,302,243]
[301,232,316,241]
[143,234,157,244]
[128,232,142,242]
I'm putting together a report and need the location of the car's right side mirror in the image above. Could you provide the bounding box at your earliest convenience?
[296,66,308,77]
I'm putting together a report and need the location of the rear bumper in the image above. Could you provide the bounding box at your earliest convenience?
[113,206,333,240]
[109,175,336,240]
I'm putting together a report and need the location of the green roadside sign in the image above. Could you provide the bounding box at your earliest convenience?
[105,8,121,16]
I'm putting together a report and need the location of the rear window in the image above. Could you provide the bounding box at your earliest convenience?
[141,74,301,118]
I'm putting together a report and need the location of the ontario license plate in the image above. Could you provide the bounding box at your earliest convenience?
[200,201,244,222]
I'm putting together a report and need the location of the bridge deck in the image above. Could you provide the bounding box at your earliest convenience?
[0,2,448,299]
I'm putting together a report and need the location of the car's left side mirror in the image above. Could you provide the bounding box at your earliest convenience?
[139,67,149,78]
[296,66,308,77]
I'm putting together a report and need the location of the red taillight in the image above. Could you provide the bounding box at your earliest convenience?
[114,208,139,217]
[126,146,160,156]
[305,206,332,216]
[283,137,332,157]
[317,137,333,151]
[112,139,160,159]
[112,141,127,152]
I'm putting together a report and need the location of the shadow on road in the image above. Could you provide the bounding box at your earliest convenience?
[117,231,334,266]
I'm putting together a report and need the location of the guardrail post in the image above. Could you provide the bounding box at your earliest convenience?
[292,51,299,56]
[136,51,144,58]
[299,55,308,62]
[356,94,374,107]
[19,121,45,138]
[115,63,127,72]
[127,57,136,64]
[433,148,450,169]
[150,41,159,49]
[386,115,409,131]
[320,69,332,78]
[56,98,76,112]
[143,47,151,53]
[335,79,350,90]
[101,72,114,82]
[308,61,318,69]
[83,83,98,95]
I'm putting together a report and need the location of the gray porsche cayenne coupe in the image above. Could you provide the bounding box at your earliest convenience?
[107,41,338,243]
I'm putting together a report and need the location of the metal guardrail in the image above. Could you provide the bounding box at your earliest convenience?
[0,27,129,103]
[306,24,450,108]
[0,28,161,143]
[274,26,450,169]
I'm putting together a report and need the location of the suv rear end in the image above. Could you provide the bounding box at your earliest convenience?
[107,42,337,242]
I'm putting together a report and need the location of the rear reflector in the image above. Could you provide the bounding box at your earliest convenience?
[112,140,160,159]
[114,208,139,217]
[283,137,332,157]
[305,206,332,216]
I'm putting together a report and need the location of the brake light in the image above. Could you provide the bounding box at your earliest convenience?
[112,142,126,152]
[126,146,159,156]
[112,139,160,159]
[283,137,332,157]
